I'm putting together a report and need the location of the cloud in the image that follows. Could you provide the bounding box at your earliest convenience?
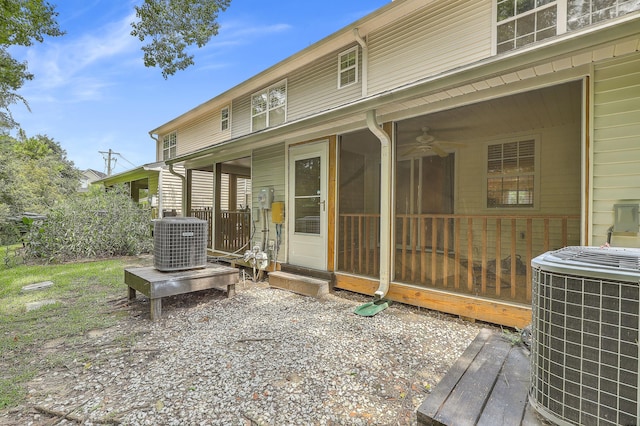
[18,10,139,102]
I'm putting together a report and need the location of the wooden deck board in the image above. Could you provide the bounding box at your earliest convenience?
[477,344,531,425]
[417,329,547,426]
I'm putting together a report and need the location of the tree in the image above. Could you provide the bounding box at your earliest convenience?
[0,133,80,223]
[131,0,231,79]
[0,0,63,128]
[1,1,231,130]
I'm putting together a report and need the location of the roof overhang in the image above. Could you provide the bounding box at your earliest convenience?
[149,0,434,136]
[95,162,165,186]
[165,11,640,167]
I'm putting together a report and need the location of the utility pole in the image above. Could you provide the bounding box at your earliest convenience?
[99,149,119,176]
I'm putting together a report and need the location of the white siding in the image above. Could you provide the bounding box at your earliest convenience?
[231,95,251,139]
[160,167,184,215]
[592,53,640,247]
[456,125,582,215]
[190,170,214,208]
[288,44,362,121]
[252,143,286,261]
[171,108,232,157]
[368,0,492,95]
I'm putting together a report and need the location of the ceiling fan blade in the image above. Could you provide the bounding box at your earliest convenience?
[430,142,449,157]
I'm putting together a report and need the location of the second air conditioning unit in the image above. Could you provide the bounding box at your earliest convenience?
[530,246,640,426]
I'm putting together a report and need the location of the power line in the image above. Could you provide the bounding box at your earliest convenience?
[99,149,119,176]
[98,149,138,175]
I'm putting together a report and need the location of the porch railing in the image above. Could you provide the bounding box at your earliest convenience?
[338,213,581,304]
[215,210,251,253]
[190,207,213,248]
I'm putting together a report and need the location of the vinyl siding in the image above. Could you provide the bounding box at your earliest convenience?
[170,108,232,157]
[231,95,251,139]
[160,167,184,215]
[368,0,492,95]
[288,44,362,121]
[251,143,286,261]
[456,124,582,215]
[190,170,214,208]
[592,53,640,247]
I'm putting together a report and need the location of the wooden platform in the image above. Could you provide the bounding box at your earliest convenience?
[124,265,238,321]
[417,329,549,426]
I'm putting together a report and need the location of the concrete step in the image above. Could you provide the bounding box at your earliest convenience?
[268,271,329,298]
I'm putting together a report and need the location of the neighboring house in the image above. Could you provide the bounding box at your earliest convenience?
[78,169,106,192]
[95,162,186,219]
[95,161,221,245]
[149,0,640,328]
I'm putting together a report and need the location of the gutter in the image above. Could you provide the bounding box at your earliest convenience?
[163,16,640,168]
[365,109,392,299]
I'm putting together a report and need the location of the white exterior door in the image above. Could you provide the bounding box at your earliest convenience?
[288,141,328,269]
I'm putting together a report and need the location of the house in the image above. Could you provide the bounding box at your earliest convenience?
[94,162,185,218]
[149,0,640,328]
[78,169,106,192]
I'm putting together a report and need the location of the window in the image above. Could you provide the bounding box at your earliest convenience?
[567,0,640,30]
[487,139,536,208]
[221,106,230,131]
[338,47,358,88]
[251,80,287,131]
[496,0,558,54]
[162,132,177,160]
[495,0,640,53]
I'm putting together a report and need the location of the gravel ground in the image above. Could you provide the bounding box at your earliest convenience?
[3,278,485,426]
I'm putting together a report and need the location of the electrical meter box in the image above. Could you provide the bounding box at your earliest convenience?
[272,201,284,224]
[257,187,274,209]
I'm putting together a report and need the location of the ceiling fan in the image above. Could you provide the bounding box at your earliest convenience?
[400,127,464,158]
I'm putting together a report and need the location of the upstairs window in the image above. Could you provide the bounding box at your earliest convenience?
[162,131,177,161]
[221,106,230,131]
[567,0,640,30]
[251,80,287,131]
[487,138,537,208]
[495,0,640,54]
[338,47,358,88]
[496,0,558,54]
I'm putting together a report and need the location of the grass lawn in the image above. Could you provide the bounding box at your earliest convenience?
[0,255,147,409]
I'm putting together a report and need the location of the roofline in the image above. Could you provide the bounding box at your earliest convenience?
[165,14,640,166]
[149,0,431,135]
[94,162,165,185]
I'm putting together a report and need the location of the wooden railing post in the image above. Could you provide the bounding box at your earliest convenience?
[337,213,579,304]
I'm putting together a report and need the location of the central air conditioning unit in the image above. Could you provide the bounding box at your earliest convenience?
[154,217,208,271]
[530,246,640,426]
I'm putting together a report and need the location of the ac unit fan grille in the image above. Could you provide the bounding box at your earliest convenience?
[531,268,639,425]
[154,217,207,271]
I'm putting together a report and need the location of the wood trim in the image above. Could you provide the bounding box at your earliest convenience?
[583,75,591,245]
[327,136,336,271]
[335,273,532,328]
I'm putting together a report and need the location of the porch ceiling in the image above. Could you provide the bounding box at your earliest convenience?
[395,80,582,146]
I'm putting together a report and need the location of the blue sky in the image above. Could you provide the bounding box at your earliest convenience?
[10,0,389,174]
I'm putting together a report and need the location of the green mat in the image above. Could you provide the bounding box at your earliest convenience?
[354,299,390,317]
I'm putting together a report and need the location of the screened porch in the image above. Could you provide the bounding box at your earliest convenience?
[337,81,583,306]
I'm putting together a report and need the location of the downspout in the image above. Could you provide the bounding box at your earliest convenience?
[148,132,164,217]
[366,109,392,299]
[168,164,187,217]
[353,28,368,97]
[149,131,187,217]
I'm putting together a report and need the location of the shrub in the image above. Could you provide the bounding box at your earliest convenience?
[24,185,152,262]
